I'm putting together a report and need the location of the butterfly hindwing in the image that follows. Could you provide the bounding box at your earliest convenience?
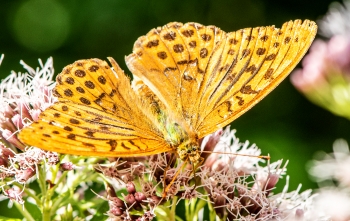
[19,58,172,157]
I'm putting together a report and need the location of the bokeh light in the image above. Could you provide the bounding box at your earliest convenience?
[12,0,70,52]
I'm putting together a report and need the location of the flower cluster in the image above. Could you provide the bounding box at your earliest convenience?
[306,139,350,220]
[0,56,331,221]
[96,127,315,221]
[291,0,350,120]
[317,0,350,38]
[0,57,112,220]
[0,55,59,202]
[289,2,350,220]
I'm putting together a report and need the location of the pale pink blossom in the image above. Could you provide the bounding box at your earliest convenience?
[291,36,350,93]
[311,188,350,221]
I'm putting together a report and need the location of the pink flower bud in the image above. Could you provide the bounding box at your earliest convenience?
[264,173,280,192]
[2,129,25,150]
[5,186,24,204]
[126,182,136,194]
[109,206,123,216]
[124,194,136,206]
[149,195,162,206]
[134,192,146,203]
[16,167,36,183]
[295,208,304,219]
[3,105,16,119]
[17,102,33,122]
[46,152,59,165]
[0,144,15,159]
[60,162,75,171]
[30,109,42,122]
[0,157,8,167]
[11,114,24,130]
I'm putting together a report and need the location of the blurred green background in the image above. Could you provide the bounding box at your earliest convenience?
[1,0,348,216]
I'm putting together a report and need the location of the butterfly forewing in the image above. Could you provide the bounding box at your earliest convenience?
[196,26,257,123]
[126,36,180,116]
[197,20,317,136]
[126,23,227,123]
[126,19,317,138]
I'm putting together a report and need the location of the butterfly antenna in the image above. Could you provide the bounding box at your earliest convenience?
[201,150,270,160]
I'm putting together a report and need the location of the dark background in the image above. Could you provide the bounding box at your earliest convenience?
[1,0,348,217]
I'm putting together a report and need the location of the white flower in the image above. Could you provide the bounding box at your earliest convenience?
[203,126,264,174]
[0,57,56,147]
[309,139,350,187]
[318,0,350,38]
[0,56,59,204]
[311,188,350,221]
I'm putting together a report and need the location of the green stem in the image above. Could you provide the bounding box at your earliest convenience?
[49,169,99,213]
[48,171,68,193]
[207,198,217,221]
[175,215,184,221]
[37,162,52,221]
[192,199,207,221]
[185,199,190,221]
[170,196,177,221]
[40,156,101,220]
[190,198,196,219]
[50,159,60,184]
[37,163,47,197]
[14,202,35,221]
[44,170,68,215]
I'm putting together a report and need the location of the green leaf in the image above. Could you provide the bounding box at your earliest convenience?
[89,201,109,221]
[24,202,42,220]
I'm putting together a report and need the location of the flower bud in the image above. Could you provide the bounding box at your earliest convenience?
[60,162,75,171]
[134,192,146,203]
[126,181,136,194]
[124,193,136,206]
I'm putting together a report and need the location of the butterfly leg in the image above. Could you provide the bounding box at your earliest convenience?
[192,157,204,174]
[187,157,204,194]
[160,153,176,196]
[162,157,189,198]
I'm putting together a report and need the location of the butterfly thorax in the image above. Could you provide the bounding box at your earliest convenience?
[162,117,202,166]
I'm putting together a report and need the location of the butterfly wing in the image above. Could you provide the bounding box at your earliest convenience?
[196,20,317,136]
[126,22,226,124]
[125,20,317,138]
[19,58,172,157]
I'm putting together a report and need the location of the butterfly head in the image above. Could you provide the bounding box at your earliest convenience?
[176,140,203,166]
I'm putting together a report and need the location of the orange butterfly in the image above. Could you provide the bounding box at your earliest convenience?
[19,20,317,168]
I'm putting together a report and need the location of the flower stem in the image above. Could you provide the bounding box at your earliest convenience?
[170,196,177,221]
[14,202,35,221]
[37,162,52,221]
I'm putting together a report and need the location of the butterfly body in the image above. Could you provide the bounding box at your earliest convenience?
[19,20,317,163]
[151,102,202,164]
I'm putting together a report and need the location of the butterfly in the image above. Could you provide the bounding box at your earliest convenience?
[19,20,317,168]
